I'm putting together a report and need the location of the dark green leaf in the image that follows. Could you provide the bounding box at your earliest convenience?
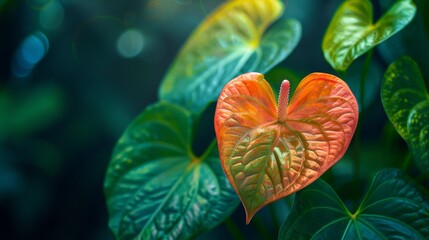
[381,56,428,140]
[279,169,429,239]
[408,102,429,174]
[104,102,238,240]
[159,0,301,114]
[381,56,429,173]
[323,0,416,72]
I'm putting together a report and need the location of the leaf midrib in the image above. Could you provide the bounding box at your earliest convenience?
[137,163,199,238]
[184,48,254,102]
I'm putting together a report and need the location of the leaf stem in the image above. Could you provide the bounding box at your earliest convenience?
[224,217,246,240]
[268,204,280,231]
[359,49,373,110]
[284,194,294,209]
[199,138,217,160]
[252,215,276,240]
[352,49,373,207]
[401,152,412,171]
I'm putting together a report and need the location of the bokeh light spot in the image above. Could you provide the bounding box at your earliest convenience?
[21,36,45,64]
[39,0,64,30]
[12,62,33,78]
[117,29,144,58]
[12,32,49,78]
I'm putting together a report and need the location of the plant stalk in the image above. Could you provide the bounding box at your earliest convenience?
[402,152,412,171]
[224,218,246,240]
[199,138,217,160]
[352,49,373,207]
[359,49,373,110]
[269,204,281,231]
[253,215,276,240]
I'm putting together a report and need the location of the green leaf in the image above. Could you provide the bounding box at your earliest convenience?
[322,0,416,72]
[408,102,429,173]
[381,56,429,173]
[159,0,301,114]
[279,169,429,239]
[381,56,428,140]
[104,102,239,240]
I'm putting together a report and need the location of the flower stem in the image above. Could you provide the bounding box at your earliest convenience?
[359,49,373,110]
[352,49,373,206]
[224,217,245,240]
[198,138,217,160]
[253,215,275,239]
[269,204,280,231]
[402,152,412,171]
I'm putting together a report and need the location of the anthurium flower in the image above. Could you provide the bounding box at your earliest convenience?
[214,72,359,223]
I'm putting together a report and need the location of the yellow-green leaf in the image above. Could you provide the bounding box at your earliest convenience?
[323,0,416,72]
[159,0,301,114]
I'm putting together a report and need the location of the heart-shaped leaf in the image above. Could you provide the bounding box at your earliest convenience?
[159,0,301,114]
[214,72,358,223]
[104,102,239,240]
[279,168,429,239]
[323,0,416,72]
[381,56,429,173]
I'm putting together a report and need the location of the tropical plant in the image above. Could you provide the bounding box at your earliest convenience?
[104,0,429,239]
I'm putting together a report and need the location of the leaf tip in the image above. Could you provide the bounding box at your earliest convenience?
[244,209,256,225]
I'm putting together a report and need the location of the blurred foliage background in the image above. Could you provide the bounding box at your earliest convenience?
[0,0,428,239]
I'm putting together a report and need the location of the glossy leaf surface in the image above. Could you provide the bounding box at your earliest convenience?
[323,0,416,72]
[381,57,429,173]
[279,169,429,239]
[159,0,301,114]
[104,102,239,239]
[214,72,358,223]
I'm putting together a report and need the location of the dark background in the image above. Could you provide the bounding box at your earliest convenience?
[1,0,428,239]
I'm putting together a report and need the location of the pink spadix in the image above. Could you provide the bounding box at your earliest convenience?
[277,80,290,122]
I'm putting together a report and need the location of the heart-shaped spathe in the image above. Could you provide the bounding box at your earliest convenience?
[214,72,359,223]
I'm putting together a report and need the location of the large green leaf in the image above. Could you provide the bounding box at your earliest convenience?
[159,0,301,114]
[279,169,429,239]
[215,72,358,223]
[381,57,429,173]
[322,0,416,72]
[104,102,239,239]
